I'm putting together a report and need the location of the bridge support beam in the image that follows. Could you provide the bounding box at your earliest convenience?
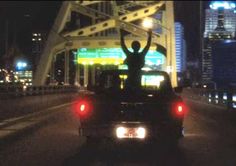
[50,56,55,84]
[91,65,96,86]
[165,1,177,87]
[64,50,70,85]
[75,64,80,86]
[83,65,89,88]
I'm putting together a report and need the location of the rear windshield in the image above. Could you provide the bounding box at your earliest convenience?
[97,71,172,92]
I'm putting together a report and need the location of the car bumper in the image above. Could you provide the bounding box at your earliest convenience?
[79,122,182,140]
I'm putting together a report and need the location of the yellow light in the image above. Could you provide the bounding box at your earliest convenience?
[78,58,123,65]
[23,85,27,91]
[142,18,153,29]
[167,66,173,73]
[119,75,128,79]
[141,75,164,88]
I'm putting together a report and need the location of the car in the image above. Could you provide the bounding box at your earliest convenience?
[73,70,186,146]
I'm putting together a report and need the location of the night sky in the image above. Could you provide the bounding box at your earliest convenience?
[0,1,210,67]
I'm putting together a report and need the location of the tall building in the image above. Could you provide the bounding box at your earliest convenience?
[202,1,236,83]
[175,22,187,83]
[204,2,236,38]
[183,39,187,71]
[212,40,236,88]
[32,32,47,72]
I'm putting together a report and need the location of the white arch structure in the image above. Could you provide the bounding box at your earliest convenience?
[33,1,177,87]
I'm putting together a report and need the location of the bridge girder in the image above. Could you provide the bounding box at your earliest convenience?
[62,2,164,37]
[33,1,177,87]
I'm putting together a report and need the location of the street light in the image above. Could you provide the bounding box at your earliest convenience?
[142,17,154,29]
[16,61,28,71]
[142,17,164,30]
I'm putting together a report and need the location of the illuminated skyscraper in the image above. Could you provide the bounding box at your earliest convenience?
[32,32,47,72]
[204,1,236,39]
[175,22,186,83]
[202,1,236,82]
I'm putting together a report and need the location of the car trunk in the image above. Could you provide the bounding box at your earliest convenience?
[85,91,175,125]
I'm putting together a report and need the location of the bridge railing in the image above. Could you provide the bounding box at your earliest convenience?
[0,85,79,99]
[183,88,236,110]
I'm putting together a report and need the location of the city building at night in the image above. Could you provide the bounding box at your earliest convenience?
[212,40,236,88]
[175,22,187,84]
[15,70,33,86]
[14,61,33,86]
[32,32,47,72]
[204,1,236,39]
[202,1,236,84]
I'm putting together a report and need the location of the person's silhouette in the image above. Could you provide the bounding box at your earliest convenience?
[120,29,152,89]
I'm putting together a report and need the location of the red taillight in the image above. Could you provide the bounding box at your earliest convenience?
[80,104,86,112]
[172,102,185,117]
[177,105,183,114]
[74,100,92,118]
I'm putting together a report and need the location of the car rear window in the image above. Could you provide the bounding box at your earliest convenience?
[99,71,172,92]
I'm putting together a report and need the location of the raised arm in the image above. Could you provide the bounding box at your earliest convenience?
[120,29,130,56]
[141,29,152,56]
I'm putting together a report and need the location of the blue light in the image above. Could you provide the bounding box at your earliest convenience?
[225,40,232,43]
[210,1,236,10]
[16,61,27,71]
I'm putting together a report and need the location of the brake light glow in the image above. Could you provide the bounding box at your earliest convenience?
[177,105,183,113]
[74,100,93,118]
[80,104,85,112]
[172,102,185,117]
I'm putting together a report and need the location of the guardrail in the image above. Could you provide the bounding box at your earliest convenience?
[0,85,79,99]
[183,88,236,110]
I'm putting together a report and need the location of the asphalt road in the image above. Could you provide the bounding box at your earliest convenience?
[1,99,236,166]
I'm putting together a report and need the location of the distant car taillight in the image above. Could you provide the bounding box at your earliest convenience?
[74,100,93,118]
[172,102,186,118]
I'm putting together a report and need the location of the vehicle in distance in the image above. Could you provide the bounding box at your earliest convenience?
[73,70,186,145]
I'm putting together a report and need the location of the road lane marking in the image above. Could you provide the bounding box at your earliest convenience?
[0,101,76,140]
[0,101,76,129]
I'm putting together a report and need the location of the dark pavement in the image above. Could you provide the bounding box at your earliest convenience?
[1,99,236,166]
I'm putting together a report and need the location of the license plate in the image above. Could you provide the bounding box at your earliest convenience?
[116,126,146,139]
[127,128,136,138]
